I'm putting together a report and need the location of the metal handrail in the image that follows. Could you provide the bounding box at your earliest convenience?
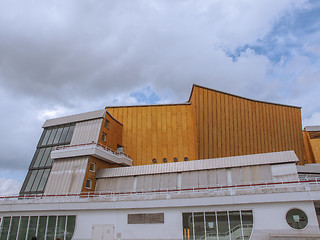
[1,179,320,201]
[55,142,131,159]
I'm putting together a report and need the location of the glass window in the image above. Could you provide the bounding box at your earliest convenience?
[65,124,75,143]
[40,129,52,146]
[217,211,229,239]
[0,217,11,240]
[105,119,110,129]
[33,148,45,168]
[241,210,253,240]
[47,128,58,145]
[46,216,57,240]
[0,215,76,240]
[101,132,107,142]
[194,212,205,240]
[27,216,38,240]
[38,169,51,192]
[286,208,308,230]
[8,217,19,240]
[182,213,193,240]
[59,126,70,143]
[44,147,54,167]
[229,211,241,240]
[17,216,29,240]
[31,169,44,192]
[56,216,67,239]
[39,147,52,167]
[205,212,217,240]
[24,170,38,192]
[85,179,92,189]
[66,215,76,240]
[53,127,64,144]
[89,162,96,172]
[37,216,47,240]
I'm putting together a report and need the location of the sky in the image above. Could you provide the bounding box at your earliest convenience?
[0,0,320,195]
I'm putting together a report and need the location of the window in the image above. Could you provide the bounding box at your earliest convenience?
[182,210,253,240]
[85,179,92,189]
[0,215,76,240]
[104,119,110,129]
[128,213,164,224]
[21,123,75,195]
[101,133,107,142]
[89,162,96,172]
[286,208,308,230]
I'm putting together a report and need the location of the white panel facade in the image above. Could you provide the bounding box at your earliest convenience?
[44,156,89,194]
[70,118,103,145]
[43,109,106,128]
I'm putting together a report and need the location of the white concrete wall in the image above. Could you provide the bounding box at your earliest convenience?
[44,156,89,194]
[2,200,319,240]
[70,118,103,145]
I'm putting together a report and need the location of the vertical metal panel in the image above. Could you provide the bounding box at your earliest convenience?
[198,170,208,188]
[207,169,217,187]
[70,119,103,145]
[259,165,272,182]
[216,169,227,186]
[44,157,88,194]
[240,167,252,184]
[251,166,261,183]
[231,168,241,185]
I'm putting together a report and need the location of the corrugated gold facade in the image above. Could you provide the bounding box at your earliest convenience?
[107,85,304,165]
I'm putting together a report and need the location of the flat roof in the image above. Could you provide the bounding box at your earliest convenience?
[97,151,299,178]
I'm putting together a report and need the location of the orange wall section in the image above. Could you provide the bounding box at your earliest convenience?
[98,111,123,151]
[106,104,198,166]
[303,130,320,164]
[189,85,305,162]
[81,156,122,193]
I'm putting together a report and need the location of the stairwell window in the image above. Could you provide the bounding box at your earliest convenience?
[101,133,107,142]
[89,162,96,172]
[104,119,110,129]
[85,179,92,189]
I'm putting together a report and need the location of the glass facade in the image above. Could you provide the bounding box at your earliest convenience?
[0,215,76,240]
[20,124,75,195]
[182,210,253,240]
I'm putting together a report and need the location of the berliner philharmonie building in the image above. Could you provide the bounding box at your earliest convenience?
[1,84,320,240]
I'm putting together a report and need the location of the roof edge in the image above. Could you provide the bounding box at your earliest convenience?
[106,102,191,109]
[189,84,302,109]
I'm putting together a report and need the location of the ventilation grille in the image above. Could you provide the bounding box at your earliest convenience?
[128,213,164,224]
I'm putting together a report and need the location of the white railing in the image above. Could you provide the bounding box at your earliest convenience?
[55,142,131,159]
[2,179,320,201]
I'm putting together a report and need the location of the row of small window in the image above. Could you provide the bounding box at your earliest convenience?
[38,124,75,147]
[152,157,188,163]
[0,215,76,240]
[21,169,51,194]
[183,210,253,240]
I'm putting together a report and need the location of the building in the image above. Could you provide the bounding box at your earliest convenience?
[1,84,320,240]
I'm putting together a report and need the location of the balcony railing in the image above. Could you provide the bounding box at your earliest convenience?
[2,179,320,201]
[51,142,132,166]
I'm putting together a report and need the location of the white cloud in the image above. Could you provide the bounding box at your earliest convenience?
[0,178,21,196]
[303,112,320,127]
[0,0,319,185]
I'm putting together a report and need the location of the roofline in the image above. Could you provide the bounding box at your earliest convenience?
[105,110,123,126]
[188,84,302,109]
[106,102,191,109]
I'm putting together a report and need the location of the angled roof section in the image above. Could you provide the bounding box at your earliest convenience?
[188,84,301,109]
[43,109,107,128]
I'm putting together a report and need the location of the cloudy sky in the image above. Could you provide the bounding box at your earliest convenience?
[0,0,320,195]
